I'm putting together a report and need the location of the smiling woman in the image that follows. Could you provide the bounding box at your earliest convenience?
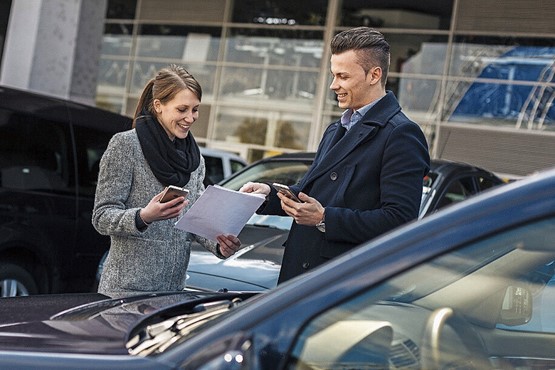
[92,64,242,296]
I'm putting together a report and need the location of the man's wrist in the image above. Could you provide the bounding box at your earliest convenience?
[316,209,325,233]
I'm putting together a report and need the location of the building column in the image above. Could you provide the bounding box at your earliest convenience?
[0,0,107,105]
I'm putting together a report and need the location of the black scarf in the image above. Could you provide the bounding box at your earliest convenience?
[135,113,200,187]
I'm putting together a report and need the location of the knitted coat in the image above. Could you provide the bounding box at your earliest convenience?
[92,129,221,295]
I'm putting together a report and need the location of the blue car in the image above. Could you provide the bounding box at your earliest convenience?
[0,166,554,369]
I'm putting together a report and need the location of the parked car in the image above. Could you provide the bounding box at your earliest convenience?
[0,85,132,297]
[186,152,506,291]
[199,147,247,186]
[0,166,554,369]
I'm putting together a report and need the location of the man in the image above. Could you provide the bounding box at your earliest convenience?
[240,27,430,283]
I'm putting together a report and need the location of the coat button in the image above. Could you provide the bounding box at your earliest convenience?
[330,172,338,181]
[302,262,310,269]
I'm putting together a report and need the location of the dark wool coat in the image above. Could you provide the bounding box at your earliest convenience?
[262,91,430,283]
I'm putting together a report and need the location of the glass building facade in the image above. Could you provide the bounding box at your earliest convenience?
[95,0,555,174]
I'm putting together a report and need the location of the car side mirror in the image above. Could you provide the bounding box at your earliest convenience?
[498,285,532,326]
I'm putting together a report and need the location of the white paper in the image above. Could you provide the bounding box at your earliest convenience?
[175,185,266,241]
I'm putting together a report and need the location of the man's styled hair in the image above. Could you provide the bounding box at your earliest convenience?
[331,27,390,87]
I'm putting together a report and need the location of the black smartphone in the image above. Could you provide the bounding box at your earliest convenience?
[272,182,302,203]
[159,185,189,203]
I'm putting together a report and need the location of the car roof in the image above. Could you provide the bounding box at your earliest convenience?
[0,85,132,133]
[257,152,316,161]
[199,147,247,164]
[430,158,495,173]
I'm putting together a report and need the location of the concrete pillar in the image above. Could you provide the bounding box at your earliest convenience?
[0,0,107,105]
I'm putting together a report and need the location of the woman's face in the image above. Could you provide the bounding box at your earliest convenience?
[153,88,200,141]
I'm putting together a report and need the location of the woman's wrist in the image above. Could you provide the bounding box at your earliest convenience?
[138,209,151,225]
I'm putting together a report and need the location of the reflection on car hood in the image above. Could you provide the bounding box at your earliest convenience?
[0,291,242,355]
[188,233,283,290]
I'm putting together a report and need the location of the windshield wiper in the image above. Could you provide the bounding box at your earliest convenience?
[127,298,242,356]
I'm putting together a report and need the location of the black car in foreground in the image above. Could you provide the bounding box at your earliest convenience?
[1,166,554,369]
[186,153,506,291]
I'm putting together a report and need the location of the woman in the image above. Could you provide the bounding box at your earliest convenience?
[93,64,241,295]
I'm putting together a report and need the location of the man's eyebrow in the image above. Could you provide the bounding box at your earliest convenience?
[332,71,349,77]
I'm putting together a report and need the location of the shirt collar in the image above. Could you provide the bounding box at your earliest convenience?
[340,97,382,131]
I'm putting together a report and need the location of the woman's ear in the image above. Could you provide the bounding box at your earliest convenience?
[153,99,162,114]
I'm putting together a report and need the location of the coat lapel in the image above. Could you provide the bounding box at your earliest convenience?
[303,123,378,185]
[301,91,402,187]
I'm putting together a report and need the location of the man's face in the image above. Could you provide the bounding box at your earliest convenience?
[329,50,377,110]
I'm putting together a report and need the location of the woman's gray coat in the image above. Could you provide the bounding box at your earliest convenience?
[92,129,221,295]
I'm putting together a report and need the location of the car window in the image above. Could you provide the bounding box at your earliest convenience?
[203,155,224,184]
[435,177,474,209]
[0,109,71,194]
[72,125,117,196]
[222,160,312,191]
[286,216,555,369]
[477,175,501,191]
[230,159,247,174]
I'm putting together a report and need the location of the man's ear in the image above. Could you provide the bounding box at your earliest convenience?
[368,66,382,85]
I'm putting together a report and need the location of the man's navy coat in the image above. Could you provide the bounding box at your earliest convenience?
[261,91,430,283]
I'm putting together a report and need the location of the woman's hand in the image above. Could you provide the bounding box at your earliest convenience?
[139,189,188,224]
[216,234,241,258]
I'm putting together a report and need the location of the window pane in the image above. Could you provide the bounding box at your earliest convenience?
[136,25,221,62]
[220,66,318,104]
[449,37,555,78]
[391,35,449,75]
[340,0,453,30]
[138,0,225,23]
[232,0,327,26]
[101,24,133,56]
[98,24,133,98]
[106,0,137,19]
[397,77,442,118]
[97,58,129,93]
[226,28,323,68]
[215,109,312,150]
[448,81,555,130]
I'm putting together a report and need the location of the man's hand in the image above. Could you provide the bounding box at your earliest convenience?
[239,181,271,196]
[278,192,325,226]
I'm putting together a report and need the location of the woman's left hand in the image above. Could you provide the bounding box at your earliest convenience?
[216,234,241,258]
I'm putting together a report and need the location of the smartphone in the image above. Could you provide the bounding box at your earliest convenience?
[159,185,189,203]
[272,182,302,203]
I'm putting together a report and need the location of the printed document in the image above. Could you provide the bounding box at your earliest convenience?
[175,185,266,241]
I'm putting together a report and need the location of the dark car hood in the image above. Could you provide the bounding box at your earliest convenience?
[0,291,245,355]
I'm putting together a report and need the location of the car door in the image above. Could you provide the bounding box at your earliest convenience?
[0,110,76,294]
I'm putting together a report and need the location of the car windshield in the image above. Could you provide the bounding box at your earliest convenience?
[219,159,312,229]
[287,217,555,369]
[220,160,312,191]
